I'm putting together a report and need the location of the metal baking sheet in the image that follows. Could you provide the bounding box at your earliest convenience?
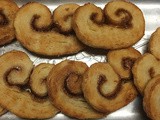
[0,0,158,119]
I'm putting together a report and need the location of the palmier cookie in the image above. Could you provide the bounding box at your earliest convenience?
[14,3,84,56]
[0,50,59,119]
[0,0,19,45]
[132,53,160,95]
[107,47,141,79]
[72,0,145,49]
[143,75,160,120]
[149,27,160,60]
[82,63,137,113]
[48,60,106,119]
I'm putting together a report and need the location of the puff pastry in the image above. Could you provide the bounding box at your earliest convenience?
[132,53,160,95]
[149,27,160,59]
[107,47,141,79]
[0,50,59,119]
[82,62,137,113]
[0,0,19,45]
[48,60,105,119]
[14,3,84,56]
[143,75,160,120]
[73,0,145,49]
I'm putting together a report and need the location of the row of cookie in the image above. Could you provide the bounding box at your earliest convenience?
[132,28,160,120]
[1,0,145,56]
[0,47,140,119]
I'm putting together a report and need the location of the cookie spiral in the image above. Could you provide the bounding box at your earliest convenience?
[48,60,105,119]
[149,27,160,59]
[14,3,84,56]
[82,63,137,113]
[53,3,79,33]
[0,50,58,119]
[132,53,160,95]
[143,75,160,120]
[107,47,141,79]
[0,0,19,45]
[72,0,145,49]
[30,63,54,97]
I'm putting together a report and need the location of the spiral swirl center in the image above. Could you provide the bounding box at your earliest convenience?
[0,10,9,26]
[64,72,82,96]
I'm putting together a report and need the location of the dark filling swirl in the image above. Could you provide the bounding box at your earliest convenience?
[4,67,29,90]
[31,15,74,35]
[64,72,83,97]
[4,67,48,100]
[0,9,9,26]
[90,8,132,28]
[31,15,53,32]
[122,57,136,70]
[149,67,155,78]
[114,8,132,28]
[97,75,121,99]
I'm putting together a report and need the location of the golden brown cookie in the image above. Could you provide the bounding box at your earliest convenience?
[14,3,84,56]
[149,27,160,60]
[0,0,19,45]
[132,53,160,95]
[72,1,145,49]
[0,50,59,119]
[30,63,54,97]
[107,47,141,79]
[143,75,160,120]
[82,62,137,113]
[48,60,106,119]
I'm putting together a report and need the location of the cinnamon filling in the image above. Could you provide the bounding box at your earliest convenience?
[5,67,23,85]
[149,67,155,78]
[64,72,83,97]
[31,15,53,32]
[115,9,132,28]
[3,67,31,92]
[4,67,48,100]
[0,9,9,26]
[97,75,120,99]
[105,8,132,28]
[90,12,104,25]
[31,15,74,35]
[122,57,135,70]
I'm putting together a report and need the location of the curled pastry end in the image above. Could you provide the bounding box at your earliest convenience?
[143,75,160,120]
[107,47,141,79]
[64,72,83,96]
[149,27,160,60]
[30,63,54,98]
[132,53,160,95]
[53,3,79,33]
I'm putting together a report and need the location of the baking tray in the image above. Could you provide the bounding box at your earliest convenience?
[0,0,158,119]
